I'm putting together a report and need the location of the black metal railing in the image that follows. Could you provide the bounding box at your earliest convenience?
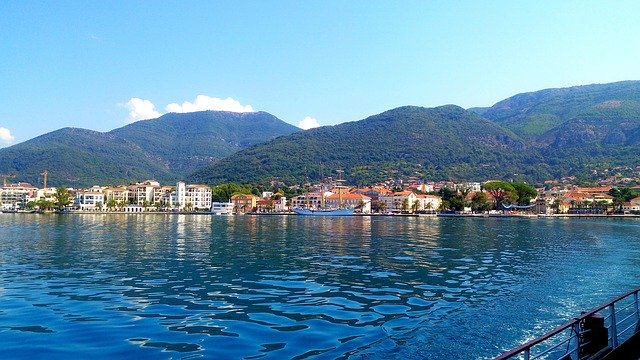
[495,287,640,360]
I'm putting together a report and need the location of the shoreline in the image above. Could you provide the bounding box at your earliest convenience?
[2,211,639,218]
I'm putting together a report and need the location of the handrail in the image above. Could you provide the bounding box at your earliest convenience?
[495,287,640,360]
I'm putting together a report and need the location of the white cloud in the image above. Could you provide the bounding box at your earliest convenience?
[298,116,320,130]
[0,127,15,144]
[125,98,162,122]
[166,95,254,113]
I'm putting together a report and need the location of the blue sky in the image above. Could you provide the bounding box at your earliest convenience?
[1,0,640,146]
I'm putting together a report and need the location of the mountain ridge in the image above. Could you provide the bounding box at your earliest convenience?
[0,111,299,187]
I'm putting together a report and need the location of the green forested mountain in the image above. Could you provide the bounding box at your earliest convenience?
[190,81,640,185]
[2,81,638,188]
[189,105,548,185]
[482,80,640,139]
[0,111,298,187]
[482,81,640,178]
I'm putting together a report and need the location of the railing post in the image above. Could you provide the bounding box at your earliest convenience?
[609,304,618,348]
[523,348,530,360]
[635,291,639,332]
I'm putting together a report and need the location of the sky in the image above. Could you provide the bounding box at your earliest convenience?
[2,0,640,147]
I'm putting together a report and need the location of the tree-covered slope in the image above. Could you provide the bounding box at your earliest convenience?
[110,111,299,174]
[481,81,640,179]
[0,111,299,187]
[0,128,174,187]
[482,80,640,139]
[189,105,548,185]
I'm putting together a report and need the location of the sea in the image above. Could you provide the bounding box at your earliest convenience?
[0,214,638,359]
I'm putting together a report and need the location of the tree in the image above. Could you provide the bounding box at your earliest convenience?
[106,199,117,211]
[371,200,387,213]
[470,192,492,212]
[449,194,467,212]
[482,181,516,209]
[511,182,537,206]
[401,199,409,213]
[412,200,422,213]
[53,186,71,211]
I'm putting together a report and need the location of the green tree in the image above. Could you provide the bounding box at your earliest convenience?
[482,181,516,209]
[449,194,467,212]
[212,183,254,202]
[511,182,537,206]
[371,200,387,213]
[53,186,71,211]
[400,199,409,213]
[106,199,117,211]
[470,192,492,212]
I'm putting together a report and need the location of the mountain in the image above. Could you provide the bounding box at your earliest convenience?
[482,80,640,140]
[482,81,640,178]
[189,105,548,185]
[0,111,299,187]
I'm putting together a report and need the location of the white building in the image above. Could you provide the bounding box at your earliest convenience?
[211,202,234,215]
[127,180,160,205]
[74,191,105,211]
[1,182,38,210]
[173,182,212,211]
[379,191,417,212]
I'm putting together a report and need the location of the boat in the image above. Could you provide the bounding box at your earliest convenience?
[293,169,355,216]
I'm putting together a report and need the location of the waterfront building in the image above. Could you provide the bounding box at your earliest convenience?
[230,194,257,213]
[103,187,129,204]
[352,186,392,201]
[324,193,371,213]
[291,192,323,209]
[211,202,234,215]
[127,180,160,205]
[185,184,212,210]
[0,182,38,210]
[414,194,442,212]
[378,191,417,212]
[74,191,105,211]
[172,182,211,211]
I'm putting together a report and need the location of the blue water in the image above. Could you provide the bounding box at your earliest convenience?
[0,214,638,359]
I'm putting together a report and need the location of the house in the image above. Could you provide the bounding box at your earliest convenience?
[414,194,442,212]
[230,194,257,213]
[623,197,640,213]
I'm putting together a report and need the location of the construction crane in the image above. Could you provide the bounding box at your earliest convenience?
[1,174,16,187]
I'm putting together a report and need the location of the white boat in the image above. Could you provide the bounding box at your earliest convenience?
[293,169,355,216]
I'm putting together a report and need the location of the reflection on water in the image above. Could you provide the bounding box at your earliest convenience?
[0,214,638,359]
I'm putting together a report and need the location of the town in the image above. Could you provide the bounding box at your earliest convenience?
[1,173,639,216]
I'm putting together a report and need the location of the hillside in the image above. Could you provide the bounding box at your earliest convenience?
[110,111,299,174]
[189,105,548,185]
[481,81,640,178]
[482,80,640,140]
[0,111,299,187]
